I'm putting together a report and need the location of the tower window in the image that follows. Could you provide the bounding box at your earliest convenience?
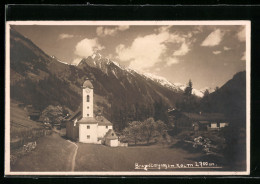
[87,95,90,102]
[87,114,89,117]
[87,135,90,139]
[106,126,108,129]
[87,125,90,129]
[87,106,89,109]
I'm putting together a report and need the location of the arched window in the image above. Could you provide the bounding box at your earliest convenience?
[87,95,90,102]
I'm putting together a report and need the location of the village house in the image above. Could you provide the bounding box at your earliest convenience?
[66,79,126,147]
[25,105,41,121]
[168,109,229,131]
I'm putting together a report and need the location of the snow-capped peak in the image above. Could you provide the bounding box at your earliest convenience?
[51,55,71,65]
[110,60,125,70]
[142,73,176,88]
[139,72,205,97]
[91,52,102,60]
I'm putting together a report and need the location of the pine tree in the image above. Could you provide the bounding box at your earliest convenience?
[184,79,193,96]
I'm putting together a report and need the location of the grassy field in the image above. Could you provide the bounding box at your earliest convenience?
[10,100,45,140]
[11,133,76,171]
[11,132,229,172]
[75,143,205,171]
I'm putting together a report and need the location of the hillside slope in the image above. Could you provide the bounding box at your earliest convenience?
[9,28,187,129]
[200,71,246,120]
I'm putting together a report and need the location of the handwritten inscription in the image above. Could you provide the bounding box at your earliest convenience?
[135,162,221,171]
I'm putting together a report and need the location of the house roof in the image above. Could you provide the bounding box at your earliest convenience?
[181,112,227,121]
[199,121,210,124]
[83,80,93,89]
[104,129,118,140]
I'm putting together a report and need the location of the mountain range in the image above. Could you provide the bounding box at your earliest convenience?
[9,28,184,111]
[9,27,246,128]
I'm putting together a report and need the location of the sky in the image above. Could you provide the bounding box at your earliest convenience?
[12,24,247,90]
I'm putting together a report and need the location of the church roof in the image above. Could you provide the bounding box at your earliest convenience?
[95,115,113,126]
[74,115,113,126]
[77,117,98,124]
[82,80,93,89]
[68,109,82,121]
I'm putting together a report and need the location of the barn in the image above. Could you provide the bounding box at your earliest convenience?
[168,109,229,131]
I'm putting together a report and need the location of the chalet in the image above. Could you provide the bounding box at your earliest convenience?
[168,109,229,131]
[25,105,41,121]
[66,79,122,147]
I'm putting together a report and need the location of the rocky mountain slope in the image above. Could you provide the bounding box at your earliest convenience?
[9,27,185,116]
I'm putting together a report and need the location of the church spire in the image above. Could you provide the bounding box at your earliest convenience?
[82,79,94,118]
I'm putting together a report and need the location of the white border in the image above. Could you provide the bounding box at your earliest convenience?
[5,21,251,176]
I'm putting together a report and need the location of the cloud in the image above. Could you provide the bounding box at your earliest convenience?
[58,33,74,40]
[96,25,130,37]
[155,68,161,72]
[74,38,104,58]
[116,33,168,70]
[115,26,193,71]
[223,46,231,51]
[213,50,221,55]
[173,42,190,56]
[241,51,246,60]
[118,25,130,31]
[237,26,246,42]
[201,29,226,47]
[166,57,179,66]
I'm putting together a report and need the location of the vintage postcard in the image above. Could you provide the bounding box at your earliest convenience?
[5,21,250,175]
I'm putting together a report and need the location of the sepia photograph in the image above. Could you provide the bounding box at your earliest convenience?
[5,21,250,175]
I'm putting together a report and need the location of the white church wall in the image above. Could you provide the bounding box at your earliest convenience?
[97,125,112,138]
[110,139,119,147]
[79,124,98,143]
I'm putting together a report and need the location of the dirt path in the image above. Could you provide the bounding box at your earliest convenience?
[66,140,78,171]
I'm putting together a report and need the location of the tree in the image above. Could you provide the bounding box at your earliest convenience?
[184,79,193,96]
[39,105,66,125]
[153,100,169,124]
[140,118,167,144]
[200,89,211,112]
[123,118,167,145]
[203,89,210,97]
[215,86,219,92]
[176,79,201,112]
[123,121,141,145]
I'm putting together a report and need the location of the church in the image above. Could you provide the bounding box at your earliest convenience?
[66,79,120,147]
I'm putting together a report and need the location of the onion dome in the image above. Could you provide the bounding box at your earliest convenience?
[82,80,93,89]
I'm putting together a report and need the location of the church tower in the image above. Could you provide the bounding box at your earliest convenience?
[82,79,94,118]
